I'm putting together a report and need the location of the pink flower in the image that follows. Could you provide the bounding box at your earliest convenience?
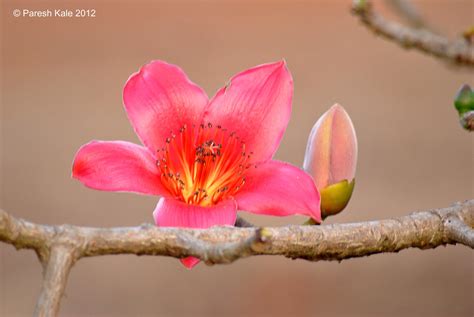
[303,104,357,218]
[73,60,321,268]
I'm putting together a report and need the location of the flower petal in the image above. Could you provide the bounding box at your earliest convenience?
[204,61,293,163]
[72,140,167,196]
[234,160,321,222]
[153,197,237,228]
[123,60,209,153]
[153,197,237,269]
[180,257,201,269]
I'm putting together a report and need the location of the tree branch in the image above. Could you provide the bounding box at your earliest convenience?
[1,200,473,316]
[1,201,473,263]
[33,245,77,317]
[445,214,474,248]
[0,209,54,263]
[352,0,474,67]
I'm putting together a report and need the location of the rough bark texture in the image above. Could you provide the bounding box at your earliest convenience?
[33,246,77,317]
[352,1,474,67]
[1,200,473,316]
[1,201,473,263]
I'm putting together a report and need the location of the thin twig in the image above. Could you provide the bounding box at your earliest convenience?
[352,0,474,67]
[384,0,425,29]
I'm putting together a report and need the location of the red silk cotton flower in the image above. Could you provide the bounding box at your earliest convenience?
[72,60,321,268]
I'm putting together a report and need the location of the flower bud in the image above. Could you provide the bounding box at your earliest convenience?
[454,84,474,131]
[303,104,357,218]
[454,84,474,116]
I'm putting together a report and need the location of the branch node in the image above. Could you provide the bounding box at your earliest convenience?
[1,200,473,316]
[444,215,474,248]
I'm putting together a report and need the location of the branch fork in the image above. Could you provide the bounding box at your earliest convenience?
[1,200,473,316]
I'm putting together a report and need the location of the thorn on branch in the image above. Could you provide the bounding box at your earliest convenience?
[235,215,255,227]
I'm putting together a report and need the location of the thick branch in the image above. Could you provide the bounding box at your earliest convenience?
[33,245,76,317]
[1,201,472,317]
[1,201,473,264]
[352,1,474,67]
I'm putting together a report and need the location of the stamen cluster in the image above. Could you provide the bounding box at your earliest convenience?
[156,122,253,206]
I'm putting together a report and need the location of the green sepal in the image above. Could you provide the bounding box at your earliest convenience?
[320,179,355,219]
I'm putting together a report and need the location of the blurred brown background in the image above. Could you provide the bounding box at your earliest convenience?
[1,0,473,316]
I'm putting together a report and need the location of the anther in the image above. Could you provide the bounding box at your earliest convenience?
[156,122,251,206]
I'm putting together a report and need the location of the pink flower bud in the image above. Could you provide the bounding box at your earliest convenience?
[303,104,358,217]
